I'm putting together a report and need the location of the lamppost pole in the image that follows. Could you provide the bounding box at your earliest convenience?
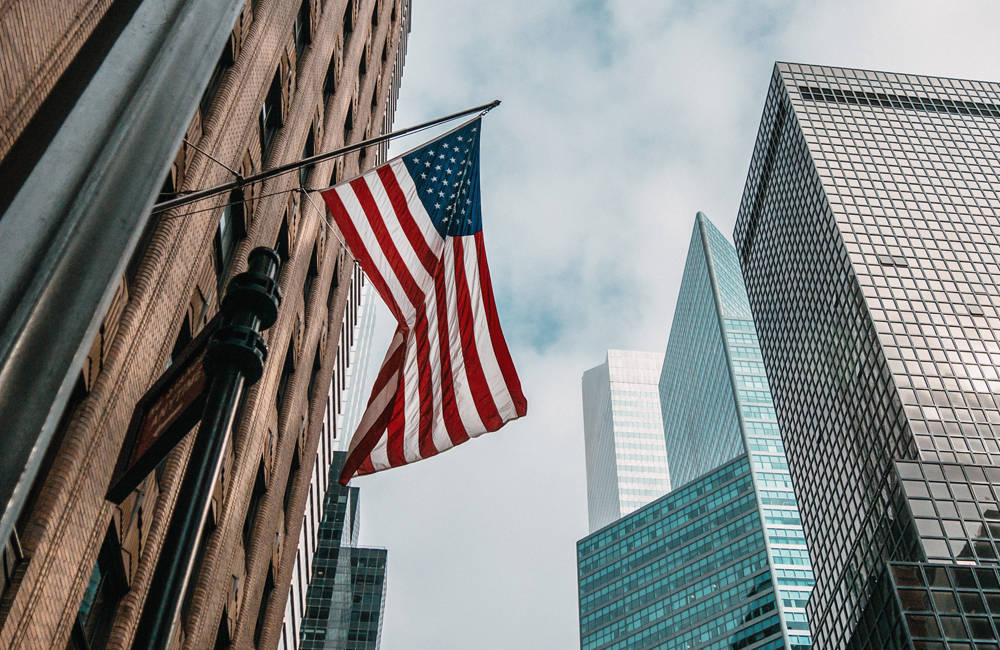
[131,247,282,650]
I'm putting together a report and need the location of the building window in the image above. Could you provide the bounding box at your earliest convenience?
[299,127,315,189]
[214,189,245,280]
[323,49,337,100]
[303,245,318,301]
[166,315,192,370]
[342,0,354,36]
[275,218,290,266]
[201,40,234,118]
[70,526,128,650]
[253,567,276,648]
[283,442,300,514]
[276,343,295,419]
[327,257,340,309]
[294,0,311,64]
[343,104,353,146]
[242,462,267,554]
[260,70,283,164]
[307,345,322,404]
[213,608,231,650]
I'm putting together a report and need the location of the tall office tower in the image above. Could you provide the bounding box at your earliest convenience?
[296,453,387,650]
[582,350,670,533]
[735,63,1000,649]
[577,213,813,650]
[280,266,384,650]
[0,1,409,648]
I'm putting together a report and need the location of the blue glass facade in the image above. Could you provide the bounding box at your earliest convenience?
[578,457,788,650]
[578,213,812,650]
[299,452,387,650]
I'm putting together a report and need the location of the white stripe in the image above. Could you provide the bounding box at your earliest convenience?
[365,172,446,450]
[442,241,487,435]
[369,431,390,472]
[390,159,446,254]
[400,332,424,463]
[335,184,416,325]
[460,236,518,422]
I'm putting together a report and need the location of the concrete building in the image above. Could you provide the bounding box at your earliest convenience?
[582,350,669,533]
[577,213,812,650]
[0,0,409,648]
[735,63,1000,648]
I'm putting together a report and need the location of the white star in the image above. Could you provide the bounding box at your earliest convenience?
[466,219,472,225]
[453,146,460,152]
[435,203,441,209]
[420,173,427,179]
[426,188,433,194]
[450,157,456,163]
[439,154,445,159]
[428,149,435,155]
[438,191,445,197]
[450,193,456,199]
[466,198,471,204]
[461,209,466,215]
[435,165,441,170]
[424,161,431,167]
[446,169,453,175]
[441,180,450,187]
[457,136,464,141]
[431,176,438,182]
[412,157,420,163]
[472,127,477,132]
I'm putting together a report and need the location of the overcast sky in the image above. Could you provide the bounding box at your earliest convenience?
[352,2,1000,648]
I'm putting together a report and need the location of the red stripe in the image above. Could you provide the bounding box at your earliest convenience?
[368,330,405,406]
[338,333,406,484]
[357,456,376,476]
[351,179,436,460]
[474,232,527,417]
[377,166,440,275]
[322,188,406,326]
[451,238,503,430]
[386,365,408,467]
[433,257,469,447]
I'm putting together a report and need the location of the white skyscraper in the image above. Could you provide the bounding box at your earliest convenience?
[582,350,670,533]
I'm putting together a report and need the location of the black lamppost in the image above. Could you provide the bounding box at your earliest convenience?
[132,247,282,650]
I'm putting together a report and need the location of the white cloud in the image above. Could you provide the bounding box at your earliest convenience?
[353,2,1000,648]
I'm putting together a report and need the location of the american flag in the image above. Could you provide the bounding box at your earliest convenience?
[321,118,527,483]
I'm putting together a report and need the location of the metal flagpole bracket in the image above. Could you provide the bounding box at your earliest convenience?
[150,100,503,215]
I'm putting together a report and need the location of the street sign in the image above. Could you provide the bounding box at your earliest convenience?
[106,315,221,504]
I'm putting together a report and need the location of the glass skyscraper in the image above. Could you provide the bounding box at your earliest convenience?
[281,268,387,650]
[734,63,1000,648]
[583,350,670,532]
[577,213,812,650]
[298,452,387,650]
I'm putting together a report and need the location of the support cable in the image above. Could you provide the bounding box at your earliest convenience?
[151,99,499,215]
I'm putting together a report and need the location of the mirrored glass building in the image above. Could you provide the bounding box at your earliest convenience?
[734,63,1000,648]
[583,350,670,533]
[577,213,812,650]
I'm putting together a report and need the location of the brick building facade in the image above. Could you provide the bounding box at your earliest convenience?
[0,0,409,647]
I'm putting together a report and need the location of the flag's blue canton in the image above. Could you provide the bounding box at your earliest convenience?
[402,118,483,238]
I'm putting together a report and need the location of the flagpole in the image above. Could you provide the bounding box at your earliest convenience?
[151,99,500,215]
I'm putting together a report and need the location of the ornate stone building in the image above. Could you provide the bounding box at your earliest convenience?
[0,0,409,648]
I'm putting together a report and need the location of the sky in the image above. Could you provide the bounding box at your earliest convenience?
[352,2,1000,648]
